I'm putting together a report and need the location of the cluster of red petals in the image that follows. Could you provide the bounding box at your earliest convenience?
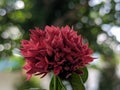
[20,25,94,80]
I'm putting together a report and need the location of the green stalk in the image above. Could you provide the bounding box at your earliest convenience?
[54,74,57,90]
[57,77,66,90]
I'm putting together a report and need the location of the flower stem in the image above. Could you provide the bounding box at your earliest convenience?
[54,74,57,90]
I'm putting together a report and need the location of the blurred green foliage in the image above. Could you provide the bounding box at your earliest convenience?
[0,0,120,90]
[16,77,42,90]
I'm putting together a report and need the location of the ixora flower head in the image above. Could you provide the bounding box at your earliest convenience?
[20,25,94,90]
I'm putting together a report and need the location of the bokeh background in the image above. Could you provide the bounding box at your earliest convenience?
[0,0,120,90]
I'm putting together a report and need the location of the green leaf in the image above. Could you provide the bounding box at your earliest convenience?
[50,75,66,90]
[80,67,88,83]
[68,73,85,90]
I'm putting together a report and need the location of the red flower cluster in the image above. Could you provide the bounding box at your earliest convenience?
[20,26,94,80]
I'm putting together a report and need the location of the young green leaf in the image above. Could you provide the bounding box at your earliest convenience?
[68,73,85,90]
[50,75,66,90]
[80,67,88,83]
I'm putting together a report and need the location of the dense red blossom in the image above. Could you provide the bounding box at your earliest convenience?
[20,25,94,80]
